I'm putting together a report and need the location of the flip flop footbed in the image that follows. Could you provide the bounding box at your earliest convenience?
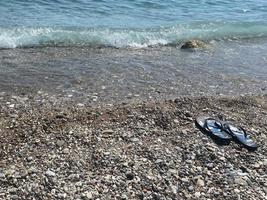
[195,116,232,141]
[225,124,257,150]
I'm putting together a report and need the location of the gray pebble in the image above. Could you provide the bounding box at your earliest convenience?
[234,178,248,186]
[45,170,56,177]
[196,179,205,187]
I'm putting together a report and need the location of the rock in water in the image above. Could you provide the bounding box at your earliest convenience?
[181,40,207,49]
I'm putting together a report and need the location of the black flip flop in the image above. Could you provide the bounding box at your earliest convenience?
[223,124,258,151]
[195,116,232,144]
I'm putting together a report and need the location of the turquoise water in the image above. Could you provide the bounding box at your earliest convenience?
[0,0,267,48]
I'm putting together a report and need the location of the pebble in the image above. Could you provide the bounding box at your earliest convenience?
[9,104,15,108]
[125,171,134,180]
[197,179,205,187]
[10,195,19,200]
[68,174,80,181]
[28,167,38,174]
[63,148,70,154]
[171,184,178,194]
[8,188,17,194]
[102,129,114,134]
[155,159,163,164]
[195,192,201,198]
[27,156,33,162]
[83,191,93,199]
[254,163,261,169]
[206,163,214,169]
[121,193,128,199]
[262,159,267,166]
[5,169,15,177]
[45,170,56,177]
[181,178,189,183]
[0,173,5,179]
[234,188,240,193]
[56,140,65,147]
[234,178,248,186]
[57,193,67,198]
[188,186,194,191]
[131,138,139,142]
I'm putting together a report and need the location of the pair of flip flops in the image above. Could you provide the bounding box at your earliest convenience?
[195,116,258,151]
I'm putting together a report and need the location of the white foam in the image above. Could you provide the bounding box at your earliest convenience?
[0,22,267,49]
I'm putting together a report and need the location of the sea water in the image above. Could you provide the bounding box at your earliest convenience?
[0,0,267,48]
[0,0,267,100]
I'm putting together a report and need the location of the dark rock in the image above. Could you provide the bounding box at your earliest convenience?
[181,40,207,49]
[125,171,134,180]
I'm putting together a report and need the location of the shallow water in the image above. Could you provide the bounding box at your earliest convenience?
[0,39,266,103]
[0,1,267,102]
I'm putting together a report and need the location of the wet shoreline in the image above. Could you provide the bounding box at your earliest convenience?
[0,39,267,105]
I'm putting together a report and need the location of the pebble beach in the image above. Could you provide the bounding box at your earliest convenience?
[0,93,266,199]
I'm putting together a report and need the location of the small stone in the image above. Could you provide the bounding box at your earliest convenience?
[8,188,17,194]
[103,151,110,156]
[181,178,189,183]
[219,156,226,161]
[171,184,178,194]
[188,186,194,191]
[194,192,201,198]
[125,171,134,180]
[234,188,240,193]
[75,181,83,187]
[121,193,128,199]
[206,163,214,169]
[131,138,139,142]
[27,156,33,162]
[57,193,67,199]
[5,169,15,177]
[196,179,205,187]
[169,169,178,174]
[196,166,202,171]
[63,148,70,154]
[102,129,114,134]
[51,189,57,195]
[83,191,93,199]
[155,159,163,164]
[254,163,261,169]
[9,104,15,108]
[10,195,19,200]
[234,178,247,186]
[68,174,80,181]
[56,140,65,147]
[45,170,56,177]
[28,167,38,174]
[0,173,5,179]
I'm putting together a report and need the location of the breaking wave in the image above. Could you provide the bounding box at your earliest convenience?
[0,22,267,49]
